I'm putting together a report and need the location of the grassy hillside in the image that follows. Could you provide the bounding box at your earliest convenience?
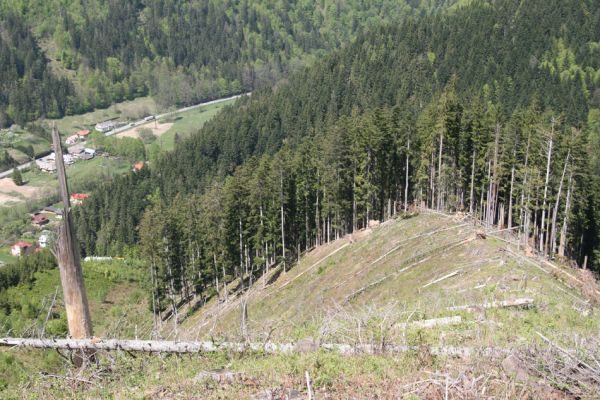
[1,213,598,398]
[182,212,598,348]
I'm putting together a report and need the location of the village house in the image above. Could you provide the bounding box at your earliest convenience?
[70,193,90,205]
[11,242,33,257]
[38,231,53,248]
[35,153,56,172]
[31,212,49,226]
[68,144,95,160]
[94,120,123,133]
[65,134,79,145]
[36,152,76,171]
[77,129,91,138]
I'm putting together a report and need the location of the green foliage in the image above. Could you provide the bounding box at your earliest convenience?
[137,128,156,144]
[0,149,17,171]
[11,167,23,186]
[0,0,458,125]
[0,353,28,391]
[91,134,145,161]
[72,0,600,309]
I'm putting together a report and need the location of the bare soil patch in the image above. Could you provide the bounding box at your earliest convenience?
[116,122,174,139]
[0,178,42,204]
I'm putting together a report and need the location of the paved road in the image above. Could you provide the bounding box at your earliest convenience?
[0,160,33,179]
[0,93,249,178]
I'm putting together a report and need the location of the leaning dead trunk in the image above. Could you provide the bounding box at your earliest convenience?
[51,126,93,365]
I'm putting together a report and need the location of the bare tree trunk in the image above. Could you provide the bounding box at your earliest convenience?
[551,150,569,255]
[438,128,444,211]
[540,117,554,255]
[405,138,410,212]
[352,165,357,232]
[315,175,320,246]
[558,173,573,257]
[305,196,309,252]
[485,160,492,226]
[469,149,476,215]
[489,123,501,226]
[280,170,286,272]
[430,151,436,210]
[519,133,531,244]
[508,158,515,229]
[50,126,93,362]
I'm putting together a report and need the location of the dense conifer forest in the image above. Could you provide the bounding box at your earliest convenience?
[0,0,458,127]
[68,0,600,313]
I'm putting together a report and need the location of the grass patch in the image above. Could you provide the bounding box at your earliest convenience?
[155,99,236,151]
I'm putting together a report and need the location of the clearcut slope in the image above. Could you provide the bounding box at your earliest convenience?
[181,212,598,351]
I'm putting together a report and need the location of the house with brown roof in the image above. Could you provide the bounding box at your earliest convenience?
[77,129,91,138]
[31,213,49,226]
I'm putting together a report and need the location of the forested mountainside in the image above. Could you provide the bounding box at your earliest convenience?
[0,0,457,127]
[72,0,600,312]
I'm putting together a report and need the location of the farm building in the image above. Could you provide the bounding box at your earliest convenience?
[31,213,49,226]
[36,154,56,172]
[95,120,123,133]
[11,242,33,257]
[77,129,91,138]
[69,144,95,160]
[68,144,84,155]
[38,231,54,248]
[65,134,79,145]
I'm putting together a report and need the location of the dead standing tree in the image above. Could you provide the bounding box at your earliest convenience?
[50,126,94,360]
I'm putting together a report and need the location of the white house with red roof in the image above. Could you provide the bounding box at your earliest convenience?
[11,242,33,257]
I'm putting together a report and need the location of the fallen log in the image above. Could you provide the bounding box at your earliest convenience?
[447,298,534,312]
[395,315,463,330]
[422,270,461,289]
[0,337,505,357]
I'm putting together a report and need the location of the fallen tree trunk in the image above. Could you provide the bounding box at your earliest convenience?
[447,298,534,312]
[422,270,461,289]
[0,337,504,357]
[395,316,463,330]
